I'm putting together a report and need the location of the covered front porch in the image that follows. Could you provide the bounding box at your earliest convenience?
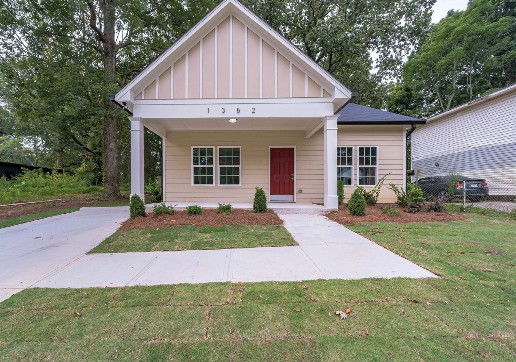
[130,109,341,209]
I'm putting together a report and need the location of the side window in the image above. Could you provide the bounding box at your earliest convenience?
[358,146,378,186]
[337,147,353,185]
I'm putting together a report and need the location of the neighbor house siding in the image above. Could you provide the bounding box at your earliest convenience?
[165,126,405,204]
[412,91,516,195]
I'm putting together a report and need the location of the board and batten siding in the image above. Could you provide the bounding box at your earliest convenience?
[412,90,516,195]
[164,126,406,204]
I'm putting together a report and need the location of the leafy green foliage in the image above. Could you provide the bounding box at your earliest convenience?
[361,174,390,206]
[0,170,100,204]
[130,194,146,219]
[217,203,233,214]
[447,172,462,200]
[186,205,203,215]
[388,183,408,207]
[348,187,366,216]
[253,187,268,213]
[381,206,401,216]
[145,181,162,203]
[510,209,516,220]
[390,0,516,117]
[152,203,173,216]
[337,180,345,205]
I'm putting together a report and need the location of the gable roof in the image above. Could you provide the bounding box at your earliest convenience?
[337,103,424,125]
[115,0,352,106]
[427,83,516,124]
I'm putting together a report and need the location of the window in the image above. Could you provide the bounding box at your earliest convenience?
[192,147,214,185]
[358,146,378,186]
[218,147,241,185]
[337,147,353,185]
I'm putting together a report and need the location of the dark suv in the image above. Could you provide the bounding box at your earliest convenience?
[416,175,489,201]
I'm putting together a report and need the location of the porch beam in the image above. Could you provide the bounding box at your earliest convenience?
[143,121,167,139]
[132,101,334,119]
[130,117,145,201]
[324,115,338,210]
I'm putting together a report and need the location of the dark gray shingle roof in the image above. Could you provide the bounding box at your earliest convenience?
[337,103,424,125]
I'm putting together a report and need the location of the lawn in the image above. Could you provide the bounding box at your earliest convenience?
[0,212,514,360]
[90,225,297,253]
[0,208,80,229]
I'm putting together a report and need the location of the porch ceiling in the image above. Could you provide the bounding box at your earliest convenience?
[145,117,322,134]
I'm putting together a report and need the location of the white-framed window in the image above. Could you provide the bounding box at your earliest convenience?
[358,146,378,186]
[218,146,241,186]
[192,146,214,185]
[337,146,353,186]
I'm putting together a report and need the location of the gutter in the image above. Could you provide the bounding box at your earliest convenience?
[108,95,133,115]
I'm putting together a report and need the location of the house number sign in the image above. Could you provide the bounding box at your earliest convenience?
[207,107,256,114]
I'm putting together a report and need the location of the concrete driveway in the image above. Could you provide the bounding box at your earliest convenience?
[1,206,435,302]
[0,207,128,301]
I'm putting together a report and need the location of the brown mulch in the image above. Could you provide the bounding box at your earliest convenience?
[327,204,467,225]
[0,194,129,220]
[120,209,283,231]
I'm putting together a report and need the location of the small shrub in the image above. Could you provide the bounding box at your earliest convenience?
[253,187,267,213]
[388,183,408,207]
[130,194,146,219]
[217,203,233,214]
[153,203,174,216]
[511,208,516,220]
[186,205,203,215]
[381,206,400,216]
[363,174,390,205]
[407,183,425,207]
[447,172,462,200]
[337,180,345,205]
[348,187,366,216]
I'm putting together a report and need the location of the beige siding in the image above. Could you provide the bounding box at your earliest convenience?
[165,126,405,204]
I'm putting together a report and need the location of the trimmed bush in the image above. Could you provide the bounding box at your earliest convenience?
[348,187,366,216]
[217,203,233,214]
[153,203,174,216]
[337,180,345,205]
[253,187,267,213]
[130,194,146,219]
[186,205,203,215]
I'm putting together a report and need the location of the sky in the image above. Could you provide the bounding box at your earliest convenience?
[432,0,469,23]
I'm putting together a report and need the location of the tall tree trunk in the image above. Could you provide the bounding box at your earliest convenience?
[100,0,120,197]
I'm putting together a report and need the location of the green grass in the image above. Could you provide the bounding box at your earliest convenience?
[1,213,515,360]
[0,208,80,229]
[90,225,297,253]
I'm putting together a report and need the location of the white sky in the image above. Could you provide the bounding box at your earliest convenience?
[432,0,469,23]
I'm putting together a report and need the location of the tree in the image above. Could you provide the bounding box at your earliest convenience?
[389,0,516,117]
[245,0,435,107]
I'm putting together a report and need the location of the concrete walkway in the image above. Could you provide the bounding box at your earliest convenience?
[0,207,128,301]
[28,209,435,291]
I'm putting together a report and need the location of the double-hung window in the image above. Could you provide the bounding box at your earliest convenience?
[358,146,378,186]
[192,147,214,185]
[218,147,241,185]
[337,147,353,185]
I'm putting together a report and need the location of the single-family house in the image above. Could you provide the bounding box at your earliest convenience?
[412,83,516,196]
[114,0,424,208]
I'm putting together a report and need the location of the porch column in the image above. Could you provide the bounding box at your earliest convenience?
[130,117,145,201]
[324,115,338,209]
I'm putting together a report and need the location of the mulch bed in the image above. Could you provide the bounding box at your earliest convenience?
[119,209,283,231]
[327,204,467,225]
[0,195,129,220]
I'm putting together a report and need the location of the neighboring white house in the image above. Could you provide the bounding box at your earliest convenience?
[412,83,516,196]
[115,0,423,208]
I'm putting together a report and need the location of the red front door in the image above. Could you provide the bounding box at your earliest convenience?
[270,148,294,201]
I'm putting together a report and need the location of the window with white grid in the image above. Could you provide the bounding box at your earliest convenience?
[358,146,378,186]
[337,146,353,185]
[192,147,214,185]
[218,147,241,186]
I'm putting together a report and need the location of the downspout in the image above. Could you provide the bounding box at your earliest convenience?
[405,120,426,183]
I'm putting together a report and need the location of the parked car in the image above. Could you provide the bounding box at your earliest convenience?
[416,175,489,201]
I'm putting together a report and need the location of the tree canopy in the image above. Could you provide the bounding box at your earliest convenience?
[388,0,516,118]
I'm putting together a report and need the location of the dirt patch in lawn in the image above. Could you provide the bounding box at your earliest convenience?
[120,209,282,231]
[327,204,467,225]
[0,194,128,220]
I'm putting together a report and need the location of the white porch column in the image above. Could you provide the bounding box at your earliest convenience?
[324,115,338,209]
[130,117,145,201]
